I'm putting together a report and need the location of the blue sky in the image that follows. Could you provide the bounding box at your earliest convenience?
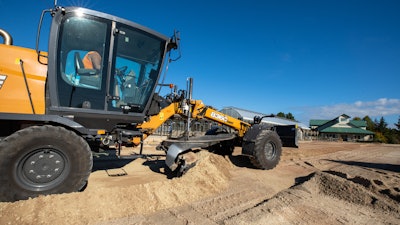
[1,0,399,127]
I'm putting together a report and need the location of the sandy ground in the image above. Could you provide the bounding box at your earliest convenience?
[0,141,399,224]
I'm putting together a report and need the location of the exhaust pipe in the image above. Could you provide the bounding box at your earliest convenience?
[0,29,13,45]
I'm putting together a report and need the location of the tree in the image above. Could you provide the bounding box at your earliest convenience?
[375,117,388,133]
[362,116,375,131]
[286,112,295,120]
[276,112,285,118]
[362,115,400,144]
[374,132,388,143]
[276,112,296,121]
[395,116,400,131]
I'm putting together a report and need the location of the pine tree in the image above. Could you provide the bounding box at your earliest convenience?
[395,116,400,130]
[376,117,387,133]
[286,112,295,120]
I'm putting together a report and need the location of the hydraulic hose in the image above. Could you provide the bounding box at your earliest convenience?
[0,29,13,45]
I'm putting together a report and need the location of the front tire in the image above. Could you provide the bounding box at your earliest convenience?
[0,125,93,202]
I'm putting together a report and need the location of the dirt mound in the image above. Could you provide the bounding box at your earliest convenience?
[305,171,399,211]
[225,171,400,225]
[322,170,400,205]
[0,151,233,225]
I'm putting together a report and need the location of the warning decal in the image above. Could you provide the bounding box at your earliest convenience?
[0,75,7,89]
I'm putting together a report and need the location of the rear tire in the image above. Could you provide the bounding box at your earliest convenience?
[0,125,93,202]
[250,130,282,170]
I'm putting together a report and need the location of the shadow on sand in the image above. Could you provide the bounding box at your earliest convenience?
[326,160,400,173]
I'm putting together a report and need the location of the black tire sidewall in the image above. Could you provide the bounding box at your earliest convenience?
[252,130,282,170]
[0,125,92,202]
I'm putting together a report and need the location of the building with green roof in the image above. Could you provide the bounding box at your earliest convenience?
[309,114,374,142]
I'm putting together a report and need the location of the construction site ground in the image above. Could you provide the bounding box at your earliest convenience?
[1,139,399,224]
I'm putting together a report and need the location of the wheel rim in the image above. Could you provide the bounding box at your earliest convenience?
[263,141,277,160]
[16,147,69,191]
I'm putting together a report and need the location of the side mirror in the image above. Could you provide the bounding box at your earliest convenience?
[167,30,180,51]
[167,30,181,62]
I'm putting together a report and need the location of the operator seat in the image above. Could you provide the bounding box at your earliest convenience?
[74,52,101,89]
[74,52,97,76]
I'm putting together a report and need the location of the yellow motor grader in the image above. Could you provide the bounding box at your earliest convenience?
[0,5,297,202]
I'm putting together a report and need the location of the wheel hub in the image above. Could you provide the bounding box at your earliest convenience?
[263,142,276,160]
[20,148,66,185]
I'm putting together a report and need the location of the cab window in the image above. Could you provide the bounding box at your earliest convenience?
[109,24,164,112]
[57,15,109,109]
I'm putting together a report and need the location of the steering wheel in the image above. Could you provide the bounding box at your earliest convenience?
[116,66,127,76]
[115,66,128,83]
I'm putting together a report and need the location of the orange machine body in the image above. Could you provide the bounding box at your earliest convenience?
[0,44,47,114]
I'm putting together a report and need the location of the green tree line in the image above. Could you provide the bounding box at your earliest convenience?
[276,112,295,120]
[358,116,400,144]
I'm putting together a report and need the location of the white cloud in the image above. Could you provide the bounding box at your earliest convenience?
[297,98,400,125]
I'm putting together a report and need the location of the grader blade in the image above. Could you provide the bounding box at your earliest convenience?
[164,133,235,171]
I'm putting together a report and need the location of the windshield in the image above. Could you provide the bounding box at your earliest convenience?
[109,24,165,112]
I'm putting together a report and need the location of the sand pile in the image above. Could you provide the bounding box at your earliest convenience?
[0,151,233,225]
[226,171,400,225]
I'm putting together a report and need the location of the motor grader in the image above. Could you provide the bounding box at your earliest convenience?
[0,5,297,202]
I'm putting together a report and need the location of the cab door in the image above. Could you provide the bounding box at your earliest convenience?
[56,15,110,110]
[107,23,164,114]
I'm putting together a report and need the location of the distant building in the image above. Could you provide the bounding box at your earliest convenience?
[309,114,374,142]
[220,106,310,141]
[220,106,309,128]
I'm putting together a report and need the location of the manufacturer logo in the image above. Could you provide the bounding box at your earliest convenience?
[159,112,164,120]
[211,112,228,123]
[0,75,7,89]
